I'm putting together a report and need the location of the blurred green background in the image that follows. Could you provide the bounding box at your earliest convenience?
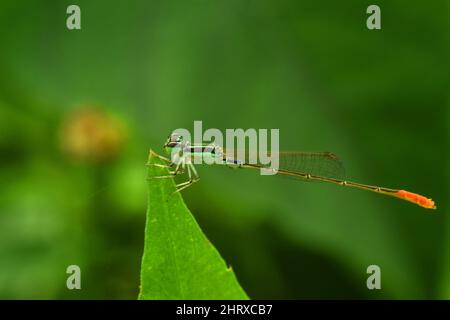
[0,0,447,299]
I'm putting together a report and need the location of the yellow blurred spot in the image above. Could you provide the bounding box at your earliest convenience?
[60,107,127,162]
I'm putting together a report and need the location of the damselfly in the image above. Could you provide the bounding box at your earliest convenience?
[147,133,436,209]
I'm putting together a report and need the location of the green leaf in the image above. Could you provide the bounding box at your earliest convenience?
[138,150,249,300]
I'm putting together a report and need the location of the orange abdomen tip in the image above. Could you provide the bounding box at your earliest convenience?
[395,190,436,209]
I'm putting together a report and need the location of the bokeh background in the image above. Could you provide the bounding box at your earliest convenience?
[0,0,447,299]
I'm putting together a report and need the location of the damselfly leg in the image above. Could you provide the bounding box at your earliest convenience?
[147,150,200,194]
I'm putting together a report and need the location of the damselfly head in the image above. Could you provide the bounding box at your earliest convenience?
[164,133,184,149]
